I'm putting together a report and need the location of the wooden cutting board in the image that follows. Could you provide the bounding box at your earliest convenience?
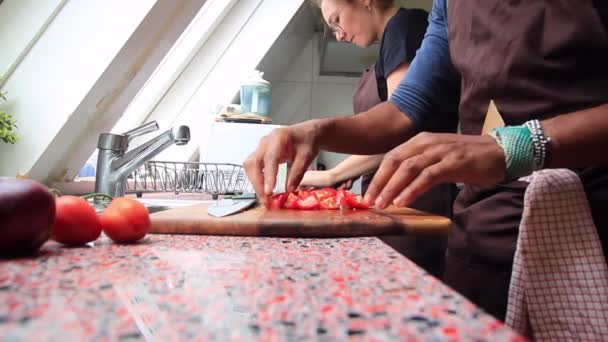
[150,204,451,237]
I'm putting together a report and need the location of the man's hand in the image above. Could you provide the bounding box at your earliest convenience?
[364,132,506,208]
[243,122,320,206]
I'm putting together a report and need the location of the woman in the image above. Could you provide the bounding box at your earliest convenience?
[306,0,458,277]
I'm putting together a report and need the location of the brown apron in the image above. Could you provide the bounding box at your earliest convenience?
[352,64,456,277]
[352,64,380,197]
[446,0,608,320]
[352,65,382,114]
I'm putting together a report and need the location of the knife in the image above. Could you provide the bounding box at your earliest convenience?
[207,193,257,218]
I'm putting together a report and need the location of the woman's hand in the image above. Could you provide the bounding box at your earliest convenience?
[299,171,355,190]
[299,170,336,189]
[336,179,354,190]
[364,132,506,209]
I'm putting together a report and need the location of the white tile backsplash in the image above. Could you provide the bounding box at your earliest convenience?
[310,82,357,118]
[268,34,358,124]
[270,81,312,125]
[282,37,315,83]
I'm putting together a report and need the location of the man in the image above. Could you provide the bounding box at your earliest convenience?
[245,0,608,320]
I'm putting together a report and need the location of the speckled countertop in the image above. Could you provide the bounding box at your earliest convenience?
[0,235,524,341]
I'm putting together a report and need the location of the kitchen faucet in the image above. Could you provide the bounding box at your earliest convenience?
[95,121,190,197]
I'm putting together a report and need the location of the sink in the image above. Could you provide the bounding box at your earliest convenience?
[135,198,215,214]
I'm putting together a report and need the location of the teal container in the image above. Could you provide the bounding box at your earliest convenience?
[240,70,271,116]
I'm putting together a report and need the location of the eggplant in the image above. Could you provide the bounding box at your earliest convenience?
[0,177,55,257]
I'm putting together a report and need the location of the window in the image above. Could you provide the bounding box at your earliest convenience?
[78,0,238,179]
[111,0,238,135]
[1,0,305,193]
[0,0,66,85]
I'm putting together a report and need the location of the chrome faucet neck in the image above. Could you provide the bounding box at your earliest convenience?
[94,121,190,198]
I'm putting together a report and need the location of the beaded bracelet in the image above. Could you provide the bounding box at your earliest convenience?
[524,119,552,169]
[489,119,552,182]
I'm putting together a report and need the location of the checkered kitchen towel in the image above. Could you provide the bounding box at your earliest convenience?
[506,169,608,341]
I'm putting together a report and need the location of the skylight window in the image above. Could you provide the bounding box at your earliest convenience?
[111,0,238,135]
[1,0,305,192]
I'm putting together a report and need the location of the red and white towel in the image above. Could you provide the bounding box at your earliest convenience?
[506,169,608,340]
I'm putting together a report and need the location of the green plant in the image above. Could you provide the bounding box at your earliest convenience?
[0,90,18,144]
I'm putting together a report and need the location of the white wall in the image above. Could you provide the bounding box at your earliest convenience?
[0,0,65,82]
[269,35,358,126]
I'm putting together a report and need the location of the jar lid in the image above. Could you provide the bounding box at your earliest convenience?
[241,70,270,87]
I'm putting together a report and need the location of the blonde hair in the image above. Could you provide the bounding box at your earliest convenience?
[311,0,395,10]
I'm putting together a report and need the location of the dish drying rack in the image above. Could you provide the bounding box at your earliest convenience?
[126,161,253,199]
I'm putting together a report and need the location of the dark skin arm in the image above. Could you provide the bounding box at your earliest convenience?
[317,102,414,154]
[543,103,608,168]
[364,103,608,209]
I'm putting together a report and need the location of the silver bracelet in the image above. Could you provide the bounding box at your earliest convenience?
[524,119,551,170]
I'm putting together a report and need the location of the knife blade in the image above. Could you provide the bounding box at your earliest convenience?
[207,195,257,218]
